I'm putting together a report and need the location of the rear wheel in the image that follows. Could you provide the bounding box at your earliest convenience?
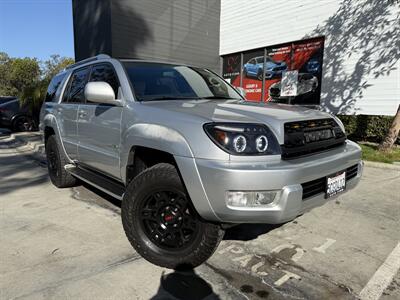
[12,115,35,132]
[45,135,78,188]
[122,163,224,269]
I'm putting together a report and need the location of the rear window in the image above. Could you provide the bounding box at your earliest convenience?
[45,73,66,102]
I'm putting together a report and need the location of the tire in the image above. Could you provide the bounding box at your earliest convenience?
[45,135,78,188]
[122,163,224,269]
[12,115,35,132]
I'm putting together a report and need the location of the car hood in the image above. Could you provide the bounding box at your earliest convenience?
[142,99,332,143]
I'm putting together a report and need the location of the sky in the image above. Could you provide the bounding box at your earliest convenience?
[0,0,74,61]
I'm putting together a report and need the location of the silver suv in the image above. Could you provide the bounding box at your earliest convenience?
[40,54,363,269]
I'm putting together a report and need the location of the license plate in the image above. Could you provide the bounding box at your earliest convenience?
[326,171,346,198]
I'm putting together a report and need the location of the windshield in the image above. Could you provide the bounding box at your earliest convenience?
[122,62,242,101]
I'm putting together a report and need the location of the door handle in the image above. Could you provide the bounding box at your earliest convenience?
[78,110,88,117]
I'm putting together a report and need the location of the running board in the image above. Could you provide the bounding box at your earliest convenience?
[65,164,125,200]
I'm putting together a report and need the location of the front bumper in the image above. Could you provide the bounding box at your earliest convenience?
[176,140,363,223]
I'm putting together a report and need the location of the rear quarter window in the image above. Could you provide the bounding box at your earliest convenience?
[45,73,66,102]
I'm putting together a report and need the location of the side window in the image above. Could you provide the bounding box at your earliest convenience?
[89,64,120,98]
[45,73,66,102]
[63,67,90,103]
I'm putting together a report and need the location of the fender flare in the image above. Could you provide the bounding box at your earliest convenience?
[42,114,74,163]
[120,123,194,180]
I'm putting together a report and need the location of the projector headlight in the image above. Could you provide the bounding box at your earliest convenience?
[203,123,281,155]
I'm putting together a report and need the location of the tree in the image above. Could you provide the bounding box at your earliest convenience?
[42,55,74,80]
[379,105,400,152]
[20,55,74,106]
[19,55,74,118]
[0,53,40,96]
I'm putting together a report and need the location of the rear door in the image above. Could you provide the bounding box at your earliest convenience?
[58,67,90,160]
[77,63,123,180]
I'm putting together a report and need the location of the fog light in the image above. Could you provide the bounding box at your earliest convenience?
[226,191,279,208]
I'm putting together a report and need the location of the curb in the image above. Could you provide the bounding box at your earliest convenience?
[10,132,45,159]
[363,160,400,171]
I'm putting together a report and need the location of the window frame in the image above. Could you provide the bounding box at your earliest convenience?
[45,73,66,103]
[61,66,92,104]
[85,62,121,105]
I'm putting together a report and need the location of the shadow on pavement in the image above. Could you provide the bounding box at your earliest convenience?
[151,268,220,300]
[224,223,280,241]
[0,152,48,195]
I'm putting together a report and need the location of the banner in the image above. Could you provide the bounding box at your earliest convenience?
[222,37,324,105]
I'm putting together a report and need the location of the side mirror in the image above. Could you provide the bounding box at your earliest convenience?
[84,82,122,106]
[235,87,246,98]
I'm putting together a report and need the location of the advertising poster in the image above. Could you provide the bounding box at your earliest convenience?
[267,37,324,104]
[291,38,324,105]
[241,50,264,101]
[222,54,241,87]
[263,44,292,102]
[222,36,325,105]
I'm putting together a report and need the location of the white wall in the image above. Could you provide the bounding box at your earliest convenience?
[220,0,400,116]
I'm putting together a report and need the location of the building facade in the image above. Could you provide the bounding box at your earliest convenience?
[72,0,400,116]
[72,0,220,71]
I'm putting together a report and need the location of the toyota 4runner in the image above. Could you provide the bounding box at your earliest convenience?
[40,54,363,269]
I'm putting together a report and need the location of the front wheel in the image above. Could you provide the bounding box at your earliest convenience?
[121,163,224,269]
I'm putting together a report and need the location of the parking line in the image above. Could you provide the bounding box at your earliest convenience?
[359,242,400,300]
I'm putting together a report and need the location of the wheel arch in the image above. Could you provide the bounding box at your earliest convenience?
[120,123,194,181]
[42,114,73,163]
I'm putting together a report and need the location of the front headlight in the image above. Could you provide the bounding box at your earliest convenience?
[203,123,281,155]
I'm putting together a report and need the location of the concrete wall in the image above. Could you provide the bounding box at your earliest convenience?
[220,0,400,116]
[72,0,221,72]
[72,0,112,61]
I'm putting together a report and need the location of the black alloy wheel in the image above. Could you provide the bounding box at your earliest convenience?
[140,190,200,250]
[122,163,224,269]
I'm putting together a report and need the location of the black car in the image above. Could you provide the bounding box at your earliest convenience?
[0,96,17,105]
[0,98,36,132]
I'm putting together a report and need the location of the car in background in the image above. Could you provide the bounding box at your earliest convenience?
[306,58,320,74]
[0,96,17,105]
[243,56,287,80]
[0,98,36,132]
[269,73,318,104]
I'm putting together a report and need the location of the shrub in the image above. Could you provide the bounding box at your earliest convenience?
[337,115,399,144]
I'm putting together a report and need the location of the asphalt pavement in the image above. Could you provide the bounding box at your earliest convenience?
[0,132,399,300]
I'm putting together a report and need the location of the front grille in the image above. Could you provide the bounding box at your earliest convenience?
[281,118,346,159]
[301,164,359,200]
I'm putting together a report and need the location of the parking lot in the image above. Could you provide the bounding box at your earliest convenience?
[1,131,399,300]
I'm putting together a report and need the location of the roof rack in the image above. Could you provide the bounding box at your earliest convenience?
[65,54,111,70]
